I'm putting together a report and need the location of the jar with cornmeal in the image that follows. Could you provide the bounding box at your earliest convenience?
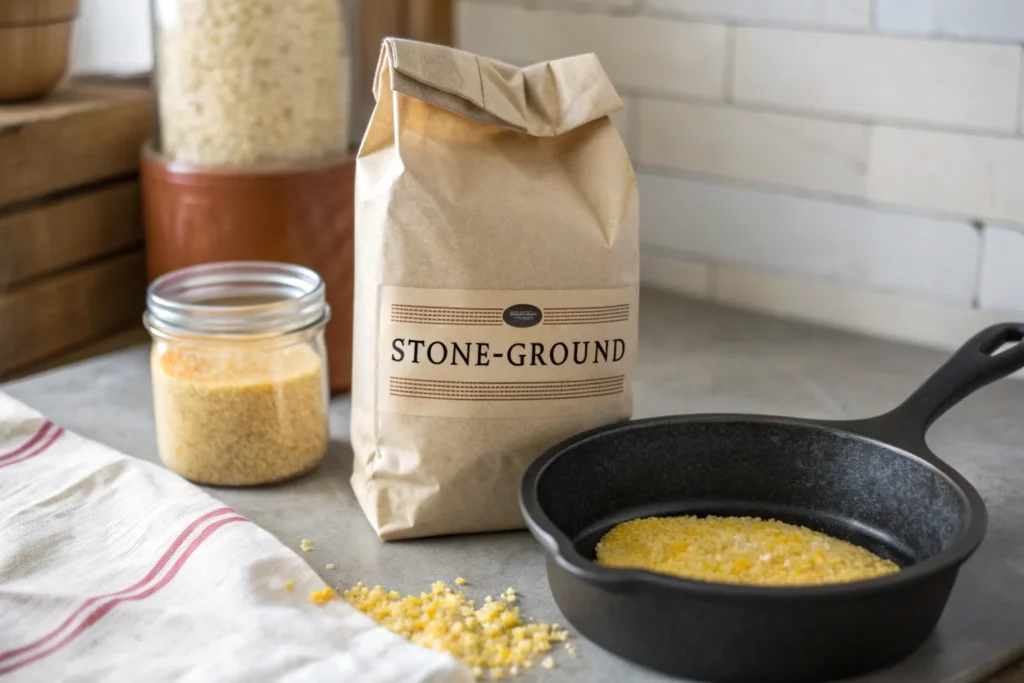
[144,261,331,486]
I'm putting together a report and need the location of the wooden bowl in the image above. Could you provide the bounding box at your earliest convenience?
[141,143,356,394]
[0,0,78,24]
[0,11,77,103]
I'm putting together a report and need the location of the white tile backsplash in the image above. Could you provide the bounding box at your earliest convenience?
[647,0,871,29]
[457,4,728,96]
[1019,54,1024,135]
[936,0,1024,42]
[714,263,1008,351]
[606,16,728,96]
[457,2,1024,348]
[457,2,585,63]
[639,173,979,303]
[867,127,1024,225]
[640,249,713,298]
[638,100,868,196]
[609,96,633,156]
[532,0,640,9]
[875,0,938,34]
[733,28,1020,132]
[979,226,1024,313]
[71,0,153,74]
[877,0,1024,42]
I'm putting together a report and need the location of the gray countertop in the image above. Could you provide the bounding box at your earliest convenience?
[4,291,1024,683]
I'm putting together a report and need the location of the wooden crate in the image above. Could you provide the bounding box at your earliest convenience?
[0,77,152,208]
[2,180,142,287]
[0,252,148,377]
[0,78,153,380]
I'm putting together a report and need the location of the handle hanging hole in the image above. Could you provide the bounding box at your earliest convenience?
[982,329,1024,356]
[991,342,1020,356]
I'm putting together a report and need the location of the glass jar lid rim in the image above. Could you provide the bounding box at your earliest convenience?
[146,261,328,337]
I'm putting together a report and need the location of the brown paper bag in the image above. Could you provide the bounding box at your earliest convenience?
[351,38,639,540]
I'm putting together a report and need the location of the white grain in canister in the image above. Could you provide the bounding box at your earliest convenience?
[152,0,348,166]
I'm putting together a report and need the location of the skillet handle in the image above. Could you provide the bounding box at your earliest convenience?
[863,323,1024,449]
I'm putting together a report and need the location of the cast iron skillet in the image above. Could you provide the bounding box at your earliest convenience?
[521,324,1024,683]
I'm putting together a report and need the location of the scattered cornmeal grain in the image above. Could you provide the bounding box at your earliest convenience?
[151,344,328,486]
[309,587,336,606]
[455,577,468,586]
[595,515,900,586]
[284,580,295,591]
[541,657,555,670]
[326,563,336,570]
[342,580,570,678]
[300,539,313,552]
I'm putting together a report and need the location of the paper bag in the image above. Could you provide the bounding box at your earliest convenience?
[351,39,639,540]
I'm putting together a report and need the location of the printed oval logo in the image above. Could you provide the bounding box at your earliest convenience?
[503,304,543,328]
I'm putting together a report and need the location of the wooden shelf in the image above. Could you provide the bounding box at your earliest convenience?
[1,77,153,379]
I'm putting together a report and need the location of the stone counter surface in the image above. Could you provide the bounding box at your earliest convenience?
[4,292,1024,683]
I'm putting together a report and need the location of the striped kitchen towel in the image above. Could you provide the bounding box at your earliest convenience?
[0,393,470,683]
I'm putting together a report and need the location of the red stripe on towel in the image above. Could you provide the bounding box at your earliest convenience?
[0,422,53,463]
[0,514,247,676]
[0,507,238,666]
[0,427,65,471]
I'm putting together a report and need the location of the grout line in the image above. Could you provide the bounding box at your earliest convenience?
[973,221,987,309]
[639,246,717,300]
[641,240,978,307]
[614,84,722,105]
[723,24,737,103]
[861,123,874,194]
[639,243,712,265]
[464,4,1023,140]
[1017,47,1024,136]
[629,97,642,159]
[617,4,1024,46]
[632,162,1024,233]
[623,88,1021,141]
[663,252,987,311]
[466,0,1024,46]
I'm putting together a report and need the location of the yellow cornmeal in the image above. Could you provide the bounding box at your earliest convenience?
[151,343,328,486]
[341,581,570,679]
[596,516,900,587]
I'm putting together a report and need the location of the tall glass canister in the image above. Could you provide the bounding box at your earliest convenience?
[150,0,349,167]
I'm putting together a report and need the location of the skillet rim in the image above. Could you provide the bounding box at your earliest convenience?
[520,413,988,602]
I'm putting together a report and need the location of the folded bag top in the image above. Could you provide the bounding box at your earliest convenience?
[372,38,623,136]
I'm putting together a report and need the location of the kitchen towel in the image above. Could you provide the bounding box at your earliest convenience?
[0,392,470,683]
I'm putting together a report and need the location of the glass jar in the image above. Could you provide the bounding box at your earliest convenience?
[144,262,331,486]
[150,0,349,167]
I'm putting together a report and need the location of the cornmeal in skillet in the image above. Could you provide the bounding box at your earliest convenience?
[595,516,900,586]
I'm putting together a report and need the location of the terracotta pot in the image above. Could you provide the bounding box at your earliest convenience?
[141,144,355,393]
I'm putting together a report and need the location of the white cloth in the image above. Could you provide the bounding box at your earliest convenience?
[0,393,470,683]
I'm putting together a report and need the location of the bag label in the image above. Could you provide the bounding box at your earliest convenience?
[378,286,637,418]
